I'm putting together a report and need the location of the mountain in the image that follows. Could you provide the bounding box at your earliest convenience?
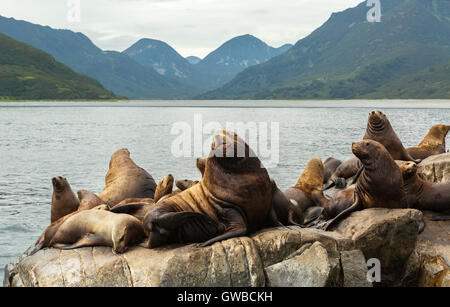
[186,56,201,64]
[195,34,293,89]
[0,16,194,99]
[201,0,450,99]
[122,38,200,85]
[0,33,117,100]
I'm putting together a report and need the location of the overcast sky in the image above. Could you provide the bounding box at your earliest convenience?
[1,0,363,58]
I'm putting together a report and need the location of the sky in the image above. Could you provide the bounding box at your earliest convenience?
[0,0,363,58]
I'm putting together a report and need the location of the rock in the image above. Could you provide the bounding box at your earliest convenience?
[340,250,372,287]
[418,153,450,183]
[333,208,423,286]
[414,212,450,287]
[5,209,427,287]
[265,242,341,287]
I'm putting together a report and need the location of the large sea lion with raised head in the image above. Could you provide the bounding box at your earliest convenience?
[319,140,407,230]
[143,130,273,248]
[98,149,157,206]
[407,124,450,160]
[51,176,79,223]
[47,207,145,254]
[400,161,450,212]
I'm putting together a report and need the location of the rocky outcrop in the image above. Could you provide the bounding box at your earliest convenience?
[418,152,450,183]
[5,209,425,287]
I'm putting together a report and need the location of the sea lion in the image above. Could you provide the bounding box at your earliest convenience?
[176,179,199,191]
[48,207,145,254]
[407,124,450,160]
[400,161,450,212]
[98,149,157,206]
[109,197,155,222]
[319,140,407,230]
[154,175,174,203]
[364,110,419,163]
[270,180,302,226]
[143,130,273,248]
[284,158,329,222]
[323,157,343,184]
[196,158,206,176]
[77,190,104,211]
[51,176,79,223]
[324,157,362,190]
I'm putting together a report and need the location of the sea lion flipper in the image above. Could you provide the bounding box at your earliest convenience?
[351,166,364,185]
[323,197,362,231]
[110,203,145,214]
[200,226,247,248]
[55,233,104,250]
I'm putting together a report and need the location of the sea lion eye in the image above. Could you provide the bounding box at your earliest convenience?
[366,143,370,147]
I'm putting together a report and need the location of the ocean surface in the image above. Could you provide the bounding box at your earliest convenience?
[1,99,449,285]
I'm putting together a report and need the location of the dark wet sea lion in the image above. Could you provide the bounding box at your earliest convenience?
[51,176,80,223]
[77,190,104,211]
[176,179,199,191]
[49,207,145,254]
[154,175,174,203]
[323,157,343,184]
[324,157,362,190]
[143,130,273,248]
[319,140,407,230]
[284,158,329,219]
[364,110,419,163]
[407,124,450,160]
[98,149,157,206]
[322,185,356,220]
[400,161,450,212]
[270,180,302,226]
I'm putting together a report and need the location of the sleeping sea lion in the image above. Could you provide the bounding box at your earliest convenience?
[400,161,450,212]
[98,149,157,206]
[319,140,407,230]
[407,124,450,160]
[143,130,273,248]
[49,207,144,254]
[51,176,79,223]
[323,157,343,184]
[77,190,104,211]
[284,158,329,223]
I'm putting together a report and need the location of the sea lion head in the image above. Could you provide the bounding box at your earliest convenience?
[351,140,387,163]
[399,161,418,180]
[368,110,387,128]
[208,130,260,172]
[112,220,144,254]
[431,124,450,138]
[295,157,324,193]
[109,148,131,169]
[52,176,68,192]
[159,174,174,192]
[176,179,199,191]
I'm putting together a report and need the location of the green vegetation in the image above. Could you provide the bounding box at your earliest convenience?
[200,0,450,100]
[0,33,118,100]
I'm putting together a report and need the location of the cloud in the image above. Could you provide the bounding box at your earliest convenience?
[1,0,363,58]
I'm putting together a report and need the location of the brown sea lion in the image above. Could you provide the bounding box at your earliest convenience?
[48,207,144,254]
[284,158,329,222]
[51,176,79,223]
[323,157,343,184]
[407,124,450,160]
[400,161,450,212]
[143,130,273,248]
[196,158,206,176]
[109,197,155,223]
[77,190,104,211]
[319,140,407,230]
[154,175,174,203]
[324,157,362,190]
[270,180,302,226]
[98,149,157,206]
[364,110,419,163]
[176,179,200,191]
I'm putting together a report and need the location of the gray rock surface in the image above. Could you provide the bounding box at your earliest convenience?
[417,152,450,183]
[5,209,427,287]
